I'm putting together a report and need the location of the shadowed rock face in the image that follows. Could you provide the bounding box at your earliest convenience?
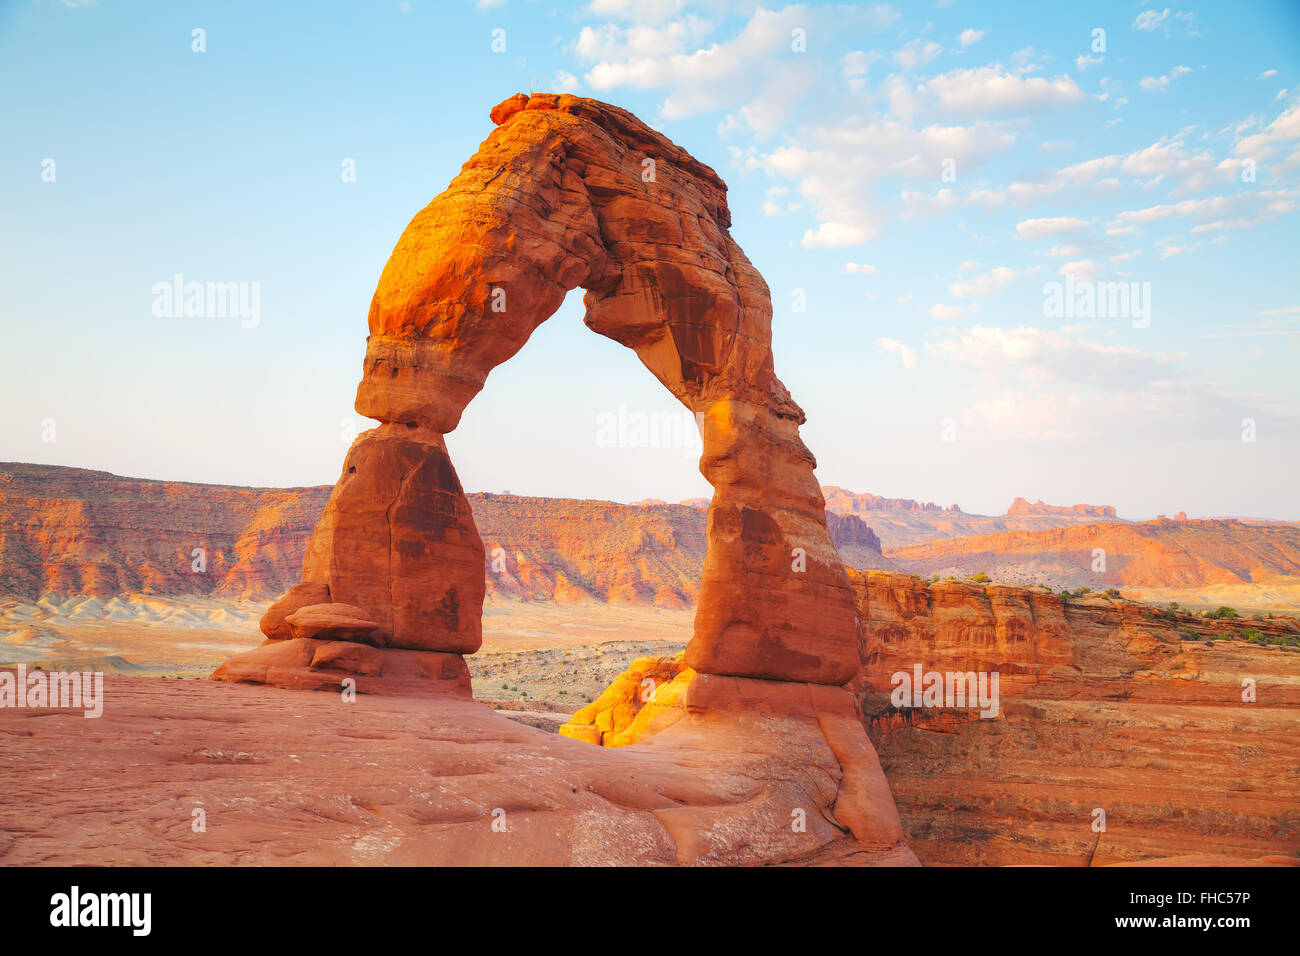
[255,93,857,685]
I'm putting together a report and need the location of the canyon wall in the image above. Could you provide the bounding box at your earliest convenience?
[0,464,886,607]
[850,570,1300,865]
[561,570,1300,864]
[887,518,1300,589]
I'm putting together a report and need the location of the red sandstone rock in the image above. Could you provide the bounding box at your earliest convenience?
[284,602,381,644]
[211,638,472,697]
[260,581,330,638]
[0,671,918,866]
[242,94,859,685]
[199,95,913,864]
[847,569,1300,865]
[489,92,529,125]
[886,518,1300,588]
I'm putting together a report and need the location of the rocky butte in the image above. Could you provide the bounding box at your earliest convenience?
[205,92,917,865]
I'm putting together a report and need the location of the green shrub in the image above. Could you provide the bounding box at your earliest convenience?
[968,571,990,583]
[1209,605,1238,620]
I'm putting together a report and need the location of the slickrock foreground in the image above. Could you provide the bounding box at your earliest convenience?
[0,672,914,866]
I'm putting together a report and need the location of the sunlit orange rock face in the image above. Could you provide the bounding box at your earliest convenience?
[849,570,1300,865]
[888,519,1300,589]
[236,92,857,687]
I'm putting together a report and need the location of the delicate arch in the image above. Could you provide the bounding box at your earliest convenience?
[265,94,858,685]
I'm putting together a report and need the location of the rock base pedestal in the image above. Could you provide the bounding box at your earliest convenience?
[211,639,472,698]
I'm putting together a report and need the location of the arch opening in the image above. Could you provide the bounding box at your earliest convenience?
[219,93,859,694]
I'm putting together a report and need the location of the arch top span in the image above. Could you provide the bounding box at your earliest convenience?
[248,93,860,687]
[356,91,789,433]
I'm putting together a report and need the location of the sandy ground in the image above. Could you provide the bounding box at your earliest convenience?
[0,595,691,725]
[1123,582,1300,615]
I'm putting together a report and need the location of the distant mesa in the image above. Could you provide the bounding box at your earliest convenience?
[886,517,1300,590]
[822,486,960,514]
[1005,497,1117,519]
[0,463,893,608]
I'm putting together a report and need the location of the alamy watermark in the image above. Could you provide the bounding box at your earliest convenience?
[595,404,705,459]
[152,273,260,328]
[1043,274,1151,328]
[0,664,104,718]
[50,886,150,936]
[890,664,1000,718]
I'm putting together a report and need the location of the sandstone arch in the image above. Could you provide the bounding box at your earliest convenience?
[210,94,912,860]
[220,92,858,688]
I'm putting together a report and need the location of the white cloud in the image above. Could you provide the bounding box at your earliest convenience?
[1133,8,1171,31]
[949,266,1015,298]
[843,50,879,80]
[752,117,1015,245]
[585,0,688,24]
[1059,259,1098,281]
[1076,54,1104,70]
[958,29,986,48]
[930,303,970,320]
[922,65,1085,115]
[803,221,875,248]
[900,187,959,220]
[876,337,917,369]
[577,15,716,71]
[1233,103,1300,160]
[844,262,878,274]
[552,70,580,93]
[1110,189,1300,232]
[579,5,897,131]
[894,39,943,69]
[1046,244,1085,257]
[1016,216,1091,239]
[1139,65,1191,92]
[926,324,1274,444]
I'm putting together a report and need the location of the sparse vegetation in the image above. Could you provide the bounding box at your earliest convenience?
[968,571,990,583]
[1208,605,1238,620]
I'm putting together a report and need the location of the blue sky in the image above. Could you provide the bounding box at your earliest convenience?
[2,0,1297,520]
